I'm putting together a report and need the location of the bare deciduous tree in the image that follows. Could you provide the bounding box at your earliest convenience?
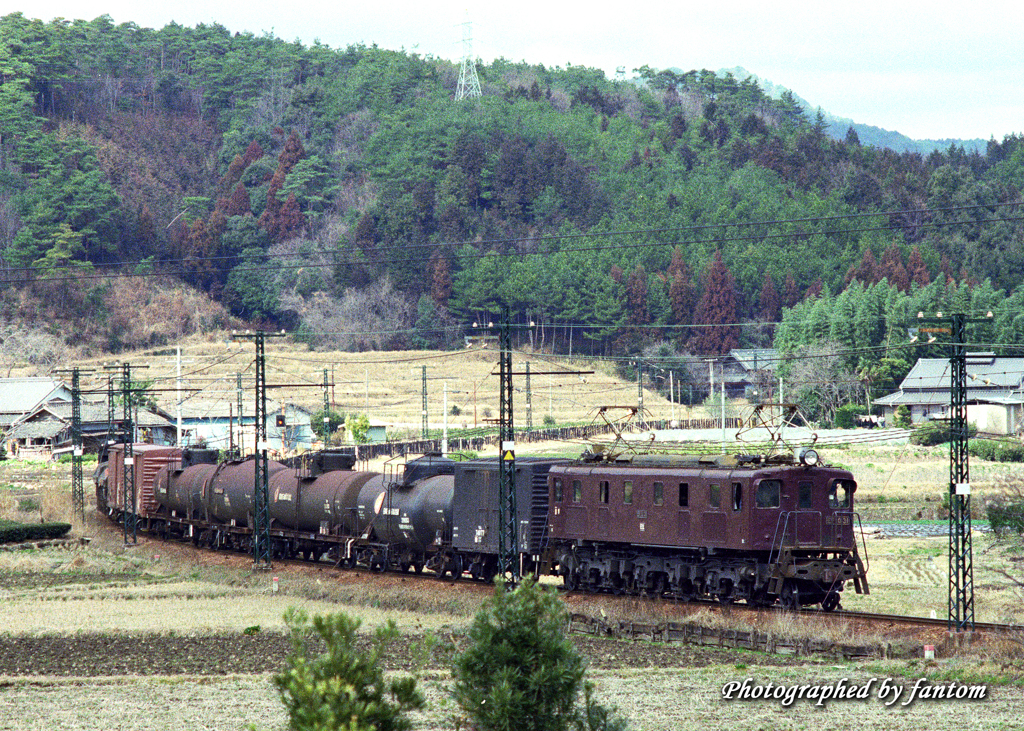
[0,324,72,376]
[294,277,414,351]
[783,341,864,427]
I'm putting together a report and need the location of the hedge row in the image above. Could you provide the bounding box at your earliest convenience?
[909,420,978,446]
[0,521,71,544]
[968,439,1024,462]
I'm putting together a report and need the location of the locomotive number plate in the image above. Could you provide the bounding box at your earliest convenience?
[826,514,852,525]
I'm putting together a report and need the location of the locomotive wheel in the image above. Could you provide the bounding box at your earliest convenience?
[821,591,841,613]
[562,569,580,592]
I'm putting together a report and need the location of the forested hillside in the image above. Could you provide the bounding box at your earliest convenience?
[2,12,1024,389]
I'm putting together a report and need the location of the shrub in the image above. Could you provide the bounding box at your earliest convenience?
[987,500,1024,536]
[910,420,977,446]
[542,414,557,427]
[894,405,912,429]
[452,578,626,731]
[273,608,423,731]
[0,521,71,543]
[832,404,867,429]
[969,439,1024,463]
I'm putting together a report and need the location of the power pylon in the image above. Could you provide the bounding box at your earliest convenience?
[455,20,482,100]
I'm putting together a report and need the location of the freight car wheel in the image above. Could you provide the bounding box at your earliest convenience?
[781,581,801,611]
[443,554,463,582]
[821,591,841,613]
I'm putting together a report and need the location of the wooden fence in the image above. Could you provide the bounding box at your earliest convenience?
[354,417,744,462]
[567,613,888,659]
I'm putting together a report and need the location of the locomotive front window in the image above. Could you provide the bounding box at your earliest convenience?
[798,481,813,509]
[755,479,781,508]
[554,478,563,502]
[678,482,689,507]
[829,479,853,508]
[599,480,610,504]
[572,480,582,503]
[653,481,664,506]
[623,480,633,504]
[732,482,743,511]
[709,483,721,508]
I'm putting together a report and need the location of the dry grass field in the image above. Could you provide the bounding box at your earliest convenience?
[69,339,694,433]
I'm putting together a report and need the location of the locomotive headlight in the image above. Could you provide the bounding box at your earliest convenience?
[798,447,819,467]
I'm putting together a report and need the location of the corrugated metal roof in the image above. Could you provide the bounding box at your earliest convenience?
[899,356,1024,390]
[0,378,70,415]
[729,349,779,372]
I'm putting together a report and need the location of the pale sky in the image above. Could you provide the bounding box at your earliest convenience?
[17,0,1024,141]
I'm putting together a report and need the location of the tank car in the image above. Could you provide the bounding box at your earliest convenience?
[546,450,869,611]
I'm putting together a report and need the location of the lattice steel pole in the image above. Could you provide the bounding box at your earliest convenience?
[70,368,84,522]
[948,312,975,632]
[106,374,116,448]
[232,331,283,569]
[636,356,645,429]
[122,363,136,545]
[254,333,270,567]
[497,306,518,583]
[916,310,989,633]
[525,361,532,432]
[323,369,331,446]
[421,365,428,440]
[237,373,244,456]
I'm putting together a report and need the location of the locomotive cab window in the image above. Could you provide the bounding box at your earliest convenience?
[732,482,743,511]
[653,481,664,506]
[572,480,582,503]
[623,480,633,504]
[755,479,781,508]
[798,481,813,509]
[554,478,563,502]
[599,480,610,504]
[829,479,854,508]
[678,482,689,507]
[709,483,721,509]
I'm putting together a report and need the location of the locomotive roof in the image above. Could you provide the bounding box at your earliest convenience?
[568,451,845,472]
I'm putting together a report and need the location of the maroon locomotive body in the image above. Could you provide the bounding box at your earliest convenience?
[546,451,868,610]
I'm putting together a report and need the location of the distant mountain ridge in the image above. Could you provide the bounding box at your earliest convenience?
[719,66,987,155]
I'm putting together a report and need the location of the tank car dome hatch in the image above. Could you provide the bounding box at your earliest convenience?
[181,449,220,468]
[402,454,457,484]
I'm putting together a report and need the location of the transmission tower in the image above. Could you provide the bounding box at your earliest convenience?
[455,20,482,100]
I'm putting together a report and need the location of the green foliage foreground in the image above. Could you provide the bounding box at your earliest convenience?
[452,578,626,731]
[274,608,424,731]
[273,579,626,731]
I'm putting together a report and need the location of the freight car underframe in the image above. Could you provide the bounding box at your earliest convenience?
[105,504,516,580]
[107,505,379,565]
[552,540,869,611]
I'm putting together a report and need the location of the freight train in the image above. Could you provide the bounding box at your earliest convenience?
[94,444,869,611]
